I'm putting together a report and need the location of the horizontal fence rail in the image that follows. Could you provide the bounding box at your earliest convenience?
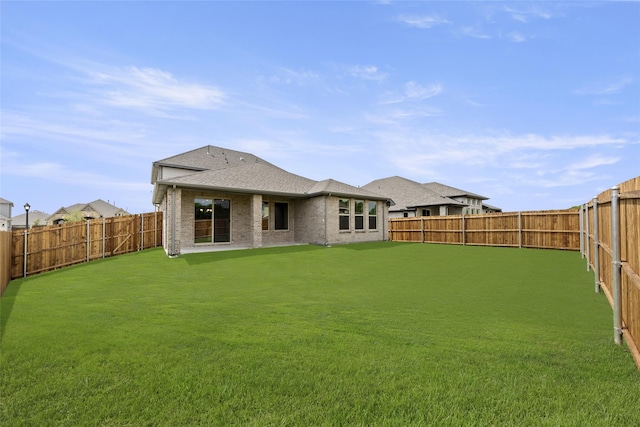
[583,176,640,369]
[9,211,162,281]
[388,210,580,250]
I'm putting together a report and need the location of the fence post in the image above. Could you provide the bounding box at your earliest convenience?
[102,218,106,259]
[421,217,424,243]
[579,205,584,256]
[86,220,90,262]
[518,211,522,249]
[462,213,466,246]
[611,186,622,345]
[23,229,28,277]
[592,197,600,293]
[140,214,144,251]
[585,203,590,271]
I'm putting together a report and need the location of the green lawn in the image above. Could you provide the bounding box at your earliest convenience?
[1,242,638,426]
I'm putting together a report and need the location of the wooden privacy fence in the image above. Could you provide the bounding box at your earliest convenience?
[388,210,580,250]
[9,211,162,281]
[582,176,640,368]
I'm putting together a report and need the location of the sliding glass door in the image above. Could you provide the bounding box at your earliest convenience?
[194,198,231,244]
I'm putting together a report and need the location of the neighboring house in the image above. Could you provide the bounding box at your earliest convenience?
[0,198,13,231]
[363,176,466,218]
[47,200,129,225]
[151,145,391,256]
[363,177,500,218]
[12,210,50,229]
[422,182,490,215]
[482,203,503,214]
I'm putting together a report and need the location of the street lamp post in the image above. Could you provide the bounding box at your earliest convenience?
[23,202,30,277]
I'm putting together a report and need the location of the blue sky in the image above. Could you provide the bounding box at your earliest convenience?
[1,1,638,215]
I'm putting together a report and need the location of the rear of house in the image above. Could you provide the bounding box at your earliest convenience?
[151,146,391,256]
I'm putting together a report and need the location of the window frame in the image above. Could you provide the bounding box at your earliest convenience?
[339,198,350,231]
[368,201,377,230]
[354,200,364,230]
[262,201,269,231]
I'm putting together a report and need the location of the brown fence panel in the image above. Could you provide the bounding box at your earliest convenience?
[427,216,463,245]
[10,211,163,280]
[521,211,580,250]
[0,231,11,296]
[389,210,579,250]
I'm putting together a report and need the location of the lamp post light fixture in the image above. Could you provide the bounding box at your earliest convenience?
[24,202,30,229]
[23,202,30,277]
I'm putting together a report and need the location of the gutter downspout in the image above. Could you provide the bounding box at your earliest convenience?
[324,194,330,246]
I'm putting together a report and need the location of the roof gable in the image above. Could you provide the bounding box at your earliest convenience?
[363,176,464,211]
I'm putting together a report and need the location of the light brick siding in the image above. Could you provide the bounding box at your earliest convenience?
[162,191,387,254]
[261,197,296,246]
[161,187,182,255]
[294,197,327,245]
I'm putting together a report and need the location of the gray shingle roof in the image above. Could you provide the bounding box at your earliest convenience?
[153,146,390,203]
[423,182,488,200]
[362,176,464,211]
[153,146,275,174]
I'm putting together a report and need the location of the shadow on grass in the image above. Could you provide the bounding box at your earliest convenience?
[1,278,24,342]
[333,241,408,251]
[182,244,326,265]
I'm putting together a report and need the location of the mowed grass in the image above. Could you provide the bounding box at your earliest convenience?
[1,242,639,426]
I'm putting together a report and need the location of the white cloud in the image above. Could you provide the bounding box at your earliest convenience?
[348,65,388,82]
[459,26,491,40]
[3,160,150,191]
[404,81,443,100]
[88,66,225,113]
[574,77,633,96]
[564,154,620,171]
[501,5,553,23]
[262,67,320,85]
[395,14,451,29]
[507,32,527,43]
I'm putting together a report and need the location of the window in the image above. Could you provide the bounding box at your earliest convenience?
[262,201,269,231]
[368,201,377,230]
[213,199,231,243]
[354,200,364,230]
[195,198,231,243]
[194,198,213,243]
[274,202,288,230]
[339,199,350,230]
[422,209,430,217]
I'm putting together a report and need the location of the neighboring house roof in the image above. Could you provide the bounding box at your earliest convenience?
[12,210,50,227]
[362,176,465,212]
[48,199,129,220]
[0,197,14,206]
[152,145,390,204]
[482,203,503,212]
[422,182,488,200]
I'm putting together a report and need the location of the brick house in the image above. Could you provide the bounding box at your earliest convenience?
[151,146,391,256]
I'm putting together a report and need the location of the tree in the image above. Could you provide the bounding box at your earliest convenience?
[63,210,85,223]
